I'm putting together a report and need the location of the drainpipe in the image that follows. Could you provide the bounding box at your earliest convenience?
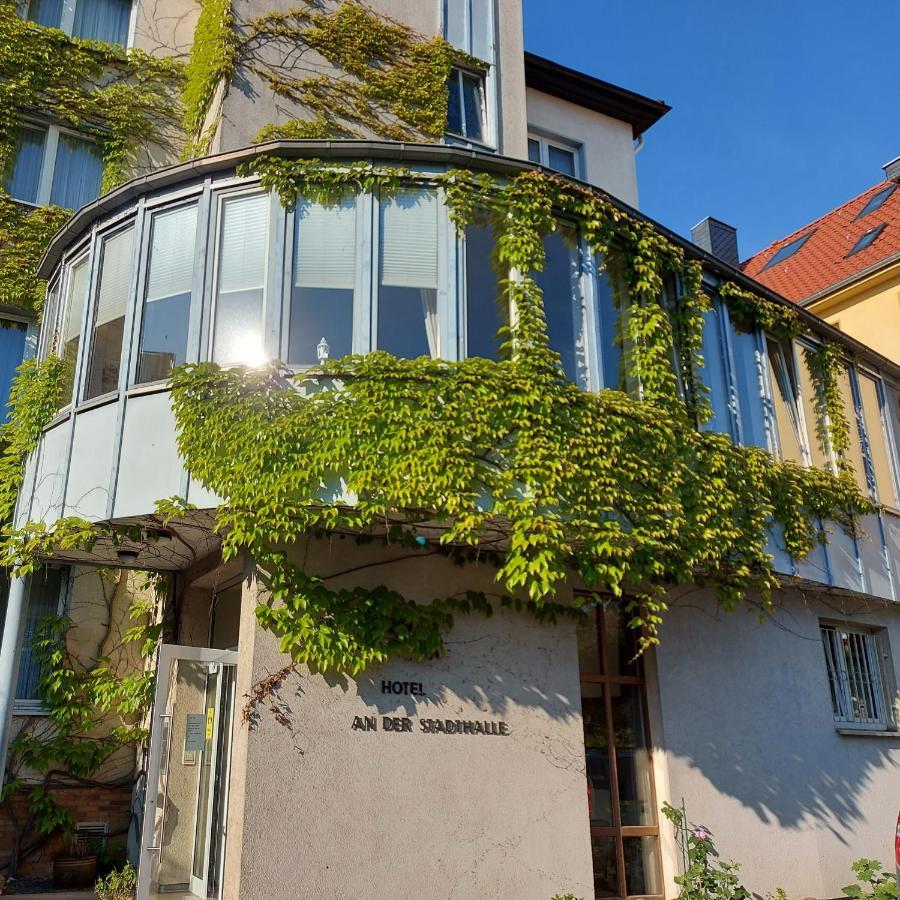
[0,576,29,785]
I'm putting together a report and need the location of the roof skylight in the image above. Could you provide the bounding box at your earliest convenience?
[854,184,896,220]
[846,224,887,258]
[760,230,815,271]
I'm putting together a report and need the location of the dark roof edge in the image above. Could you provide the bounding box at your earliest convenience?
[800,250,900,307]
[523,52,670,137]
[36,140,900,381]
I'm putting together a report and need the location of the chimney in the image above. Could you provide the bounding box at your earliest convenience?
[691,217,739,268]
[883,156,900,183]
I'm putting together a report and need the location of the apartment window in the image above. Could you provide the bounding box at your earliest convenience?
[59,254,90,406]
[730,325,768,449]
[528,134,581,179]
[534,226,585,384]
[699,303,734,437]
[838,365,869,494]
[378,189,440,359]
[846,224,886,259]
[463,217,507,361]
[15,567,67,709]
[855,184,896,220]
[765,337,808,465]
[84,225,134,399]
[595,263,625,392]
[212,193,269,366]
[289,196,357,366]
[820,622,893,730]
[444,0,492,60]
[447,68,486,144]
[136,204,198,384]
[797,343,834,471]
[760,230,814,272]
[27,0,132,46]
[855,371,900,507]
[0,320,28,425]
[3,124,102,210]
[579,604,662,899]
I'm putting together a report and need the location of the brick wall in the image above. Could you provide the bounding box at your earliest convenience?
[0,783,133,878]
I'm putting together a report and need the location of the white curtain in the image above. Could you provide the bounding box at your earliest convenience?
[381,190,438,290]
[146,205,198,302]
[95,227,134,327]
[420,290,439,358]
[294,198,356,290]
[50,134,104,211]
[5,126,46,204]
[72,0,131,44]
[64,259,90,342]
[218,194,268,295]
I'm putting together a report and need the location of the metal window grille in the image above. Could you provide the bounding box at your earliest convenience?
[820,624,887,727]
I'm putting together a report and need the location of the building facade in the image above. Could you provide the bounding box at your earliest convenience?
[0,2,899,899]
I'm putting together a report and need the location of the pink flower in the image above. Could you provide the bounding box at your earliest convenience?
[691,827,711,841]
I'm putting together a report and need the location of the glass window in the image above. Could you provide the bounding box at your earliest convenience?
[213,193,269,365]
[579,604,661,898]
[527,138,541,165]
[289,196,356,366]
[464,219,506,360]
[49,133,104,210]
[596,265,624,392]
[72,0,131,45]
[797,345,833,471]
[731,325,768,449]
[528,134,582,179]
[855,184,896,220]
[447,69,485,143]
[59,255,90,406]
[0,320,28,426]
[16,567,65,704]
[760,230,815,272]
[378,189,439,359]
[84,226,134,399]
[137,204,197,384]
[40,281,61,360]
[820,623,890,728]
[847,225,886,258]
[765,337,807,464]
[548,144,577,177]
[4,126,46,204]
[838,367,869,494]
[699,304,732,435]
[534,227,583,384]
[27,0,64,28]
[857,373,899,507]
[444,0,492,60]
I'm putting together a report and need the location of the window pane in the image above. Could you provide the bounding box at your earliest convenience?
[447,73,464,137]
[213,193,268,365]
[604,605,640,677]
[577,611,602,678]
[548,145,577,177]
[798,347,832,470]
[72,0,131,45]
[527,138,541,165]
[534,229,582,383]
[624,836,661,896]
[443,0,466,50]
[0,321,27,426]
[858,375,898,506]
[59,256,90,406]
[839,367,868,493]
[41,282,60,359]
[137,204,197,384]
[4,126,46,204]
[289,197,356,366]
[378,190,439,359]
[596,265,624,392]
[766,337,806,464]
[461,73,484,142]
[27,0,63,28]
[16,567,65,702]
[49,133,104,210]
[610,683,654,826]
[591,835,619,898]
[581,684,613,826]
[470,0,492,60]
[464,221,506,360]
[84,226,134,399]
[699,305,732,435]
[731,325,767,449]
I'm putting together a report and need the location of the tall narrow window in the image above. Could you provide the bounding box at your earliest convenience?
[857,373,899,507]
[84,226,134,399]
[444,0,492,60]
[4,126,46,204]
[730,325,767,449]
[579,604,662,898]
[72,0,131,45]
[0,321,27,426]
[596,264,624,392]
[447,68,486,144]
[464,218,506,360]
[41,281,61,360]
[699,304,732,436]
[16,567,66,707]
[27,0,64,28]
[59,256,90,406]
[765,337,807,464]
[290,197,356,366]
[213,193,269,365]
[839,366,870,494]
[137,204,197,384]
[49,133,104,211]
[534,227,583,384]
[797,345,833,471]
[378,190,439,359]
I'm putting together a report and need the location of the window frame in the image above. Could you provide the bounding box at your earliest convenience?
[55,243,96,411]
[820,620,896,732]
[445,65,490,147]
[762,334,813,466]
[851,366,900,510]
[527,131,584,180]
[23,0,137,47]
[579,603,663,899]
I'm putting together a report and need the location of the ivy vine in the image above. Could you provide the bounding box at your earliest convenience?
[804,341,855,477]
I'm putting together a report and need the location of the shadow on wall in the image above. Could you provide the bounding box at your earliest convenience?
[656,589,900,845]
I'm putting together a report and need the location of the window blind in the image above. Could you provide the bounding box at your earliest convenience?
[5,126,46,204]
[146,204,198,303]
[95,227,134,327]
[50,134,103,211]
[380,190,438,290]
[218,194,269,295]
[294,198,356,290]
[64,259,90,342]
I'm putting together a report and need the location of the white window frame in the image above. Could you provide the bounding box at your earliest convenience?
[446,66,490,148]
[763,334,813,467]
[820,621,896,732]
[22,0,137,48]
[527,131,583,180]
[853,366,900,511]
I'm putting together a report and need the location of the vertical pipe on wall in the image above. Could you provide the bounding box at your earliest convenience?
[0,576,29,783]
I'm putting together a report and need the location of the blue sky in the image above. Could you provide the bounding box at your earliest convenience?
[522,0,900,259]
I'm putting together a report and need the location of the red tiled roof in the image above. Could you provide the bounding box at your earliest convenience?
[741,177,900,303]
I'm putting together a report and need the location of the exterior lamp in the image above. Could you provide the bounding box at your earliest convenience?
[317,337,330,364]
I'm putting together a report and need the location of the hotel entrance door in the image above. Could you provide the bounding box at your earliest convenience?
[137,646,238,900]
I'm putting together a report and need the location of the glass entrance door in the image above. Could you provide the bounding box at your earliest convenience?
[137,646,238,900]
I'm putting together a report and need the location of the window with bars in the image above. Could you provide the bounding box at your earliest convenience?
[820,623,893,729]
[578,604,662,899]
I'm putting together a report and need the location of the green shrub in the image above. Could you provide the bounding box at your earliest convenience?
[95,862,136,900]
[842,859,899,900]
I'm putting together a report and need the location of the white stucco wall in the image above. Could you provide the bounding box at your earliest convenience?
[652,587,900,898]
[526,87,639,207]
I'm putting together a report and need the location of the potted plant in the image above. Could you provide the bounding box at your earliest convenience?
[52,833,98,888]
